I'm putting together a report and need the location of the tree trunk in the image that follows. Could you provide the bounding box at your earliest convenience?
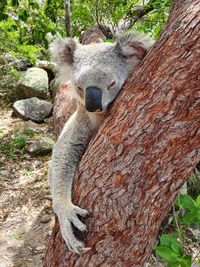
[64,0,71,37]
[44,0,200,266]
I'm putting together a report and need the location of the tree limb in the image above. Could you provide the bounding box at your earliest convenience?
[64,0,71,37]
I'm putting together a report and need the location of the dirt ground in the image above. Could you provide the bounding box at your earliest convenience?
[0,108,55,267]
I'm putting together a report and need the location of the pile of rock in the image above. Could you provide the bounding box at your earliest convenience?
[12,60,59,156]
[13,61,57,123]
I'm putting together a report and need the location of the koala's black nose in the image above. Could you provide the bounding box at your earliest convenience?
[85,86,103,112]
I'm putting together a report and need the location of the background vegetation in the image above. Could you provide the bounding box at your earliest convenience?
[0,0,171,103]
[0,0,171,62]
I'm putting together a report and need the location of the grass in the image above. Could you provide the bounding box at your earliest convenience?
[0,128,36,159]
[8,230,24,240]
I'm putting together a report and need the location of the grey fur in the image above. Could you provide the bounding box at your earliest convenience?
[49,32,153,254]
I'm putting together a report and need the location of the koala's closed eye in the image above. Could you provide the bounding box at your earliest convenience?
[77,85,83,92]
[107,81,116,90]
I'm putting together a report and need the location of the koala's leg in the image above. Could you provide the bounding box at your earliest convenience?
[49,110,93,254]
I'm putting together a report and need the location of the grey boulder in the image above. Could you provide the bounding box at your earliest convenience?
[26,136,55,156]
[35,60,56,81]
[18,67,49,99]
[13,97,52,123]
[35,60,55,71]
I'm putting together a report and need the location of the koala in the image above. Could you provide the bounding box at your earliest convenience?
[48,32,153,254]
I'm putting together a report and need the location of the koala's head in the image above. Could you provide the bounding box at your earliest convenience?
[51,32,153,113]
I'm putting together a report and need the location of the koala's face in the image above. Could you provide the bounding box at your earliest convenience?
[51,33,153,113]
[73,43,131,113]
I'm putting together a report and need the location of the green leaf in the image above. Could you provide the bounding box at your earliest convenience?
[178,194,197,209]
[156,246,179,263]
[160,234,182,254]
[171,244,180,254]
[18,9,29,21]
[11,0,19,6]
[197,210,200,225]
[196,195,200,207]
[181,210,197,225]
[179,255,192,267]
[29,1,40,9]
[168,263,180,267]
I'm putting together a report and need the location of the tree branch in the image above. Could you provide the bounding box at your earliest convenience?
[124,3,154,30]
[64,0,71,37]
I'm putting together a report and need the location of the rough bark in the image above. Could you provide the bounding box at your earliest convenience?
[52,82,76,136]
[64,0,71,37]
[79,24,113,44]
[44,0,200,266]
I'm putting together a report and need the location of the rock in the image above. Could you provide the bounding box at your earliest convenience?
[26,120,48,132]
[1,53,32,71]
[17,67,49,99]
[26,136,55,156]
[47,230,52,236]
[35,60,56,82]
[0,170,10,177]
[49,78,60,100]
[36,60,55,75]
[34,160,43,168]
[35,245,46,252]
[35,60,55,72]
[39,214,51,223]
[0,209,8,220]
[188,227,200,243]
[0,53,32,102]
[0,53,14,65]
[13,97,52,123]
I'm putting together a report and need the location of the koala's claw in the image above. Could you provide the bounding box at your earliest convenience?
[56,203,90,254]
[73,206,89,217]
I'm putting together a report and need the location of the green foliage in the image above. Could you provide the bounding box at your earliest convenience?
[0,0,64,67]
[156,234,192,267]
[0,17,42,64]
[0,0,172,62]
[156,192,200,266]
[134,0,172,38]
[0,0,172,54]
[0,138,15,158]
[70,0,171,38]
[14,134,27,149]
[188,169,200,198]
[0,128,36,159]
[0,0,8,20]
[177,194,200,226]
[14,44,42,63]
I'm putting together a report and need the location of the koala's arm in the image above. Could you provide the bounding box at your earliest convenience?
[49,108,94,254]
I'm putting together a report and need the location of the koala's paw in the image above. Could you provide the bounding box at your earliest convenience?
[55,203,91,254]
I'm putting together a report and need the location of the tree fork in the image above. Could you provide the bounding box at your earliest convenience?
[44,0,200,266]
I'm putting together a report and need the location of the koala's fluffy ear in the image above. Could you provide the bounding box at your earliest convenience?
[116,32,154,62]
[50,36,77,82]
